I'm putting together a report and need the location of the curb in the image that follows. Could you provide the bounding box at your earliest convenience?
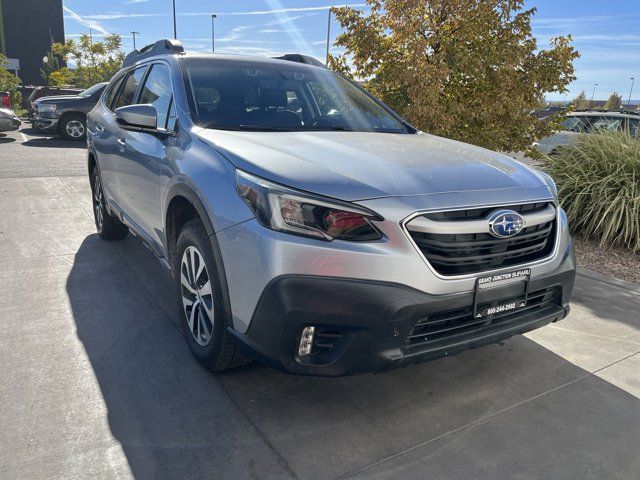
[576,267,640,294]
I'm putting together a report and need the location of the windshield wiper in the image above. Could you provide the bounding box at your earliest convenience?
[200,123,294,131]
[237,125,294,131]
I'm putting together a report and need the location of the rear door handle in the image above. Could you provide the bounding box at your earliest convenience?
[116,138,126,148]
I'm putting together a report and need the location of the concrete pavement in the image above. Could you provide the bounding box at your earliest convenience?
[0,126,639,479]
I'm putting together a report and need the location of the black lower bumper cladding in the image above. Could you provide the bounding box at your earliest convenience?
[229,268,575,377]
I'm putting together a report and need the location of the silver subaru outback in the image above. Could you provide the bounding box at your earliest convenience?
[87,40,575,376]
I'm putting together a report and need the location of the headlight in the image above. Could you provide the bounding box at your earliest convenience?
[38,104,57,113]
[535,170,558,200]
[236,170,383,241]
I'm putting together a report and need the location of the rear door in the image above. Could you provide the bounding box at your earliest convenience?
[89,74,126,210]
[118,62,177,253]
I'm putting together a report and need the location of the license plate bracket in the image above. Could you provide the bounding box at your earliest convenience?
[472,268,531,319]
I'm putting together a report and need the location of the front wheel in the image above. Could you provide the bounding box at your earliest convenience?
[175,219,251,372]
[59,114,86,141]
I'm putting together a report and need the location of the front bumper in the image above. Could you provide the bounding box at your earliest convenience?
[32,116,59,132]
[229,251,575,376]
[0,116,20,132]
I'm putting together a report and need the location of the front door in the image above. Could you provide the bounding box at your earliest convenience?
[118,63,177,254]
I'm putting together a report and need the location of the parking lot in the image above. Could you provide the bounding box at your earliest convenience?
[1,125,639,479]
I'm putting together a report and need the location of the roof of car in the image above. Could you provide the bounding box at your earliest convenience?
[568,110,640,118]
[123,38,326,70]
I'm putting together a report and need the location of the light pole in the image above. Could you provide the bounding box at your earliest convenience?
[131,31,140,50]
[325,8,332,65]
[211,14,217,53]
[627,77,635,109]
[42,55,49,85]
[172,0,177,39]
[590,83,598,104]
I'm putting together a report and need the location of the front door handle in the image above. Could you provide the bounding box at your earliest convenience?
[116,138,126,148]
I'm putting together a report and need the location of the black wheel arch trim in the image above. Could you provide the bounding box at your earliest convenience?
[165,183,216,238]
[165,183,237,331]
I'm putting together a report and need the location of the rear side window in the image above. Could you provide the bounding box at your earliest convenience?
[562,116,590,133]
[138,64,174,129]
[628,118,640,137]
[590,116,624,132]
[104,75,125,111]
[113,66,147,109]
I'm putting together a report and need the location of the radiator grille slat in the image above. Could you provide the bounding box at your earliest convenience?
[406,287,560,347]
[407,203,557,276]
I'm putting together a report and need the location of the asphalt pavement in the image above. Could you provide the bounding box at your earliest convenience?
[1,125,639,479]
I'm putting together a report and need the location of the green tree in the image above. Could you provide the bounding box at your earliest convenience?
[51,33,124,88]
[330,0,579,152]
[572,91,590,110]
[604,92,622,111]
[0,54,21,110]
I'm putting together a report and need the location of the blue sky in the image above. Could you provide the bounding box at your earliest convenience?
[61,0,640,101]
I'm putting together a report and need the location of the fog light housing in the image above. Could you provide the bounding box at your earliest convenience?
[298,326,316,356]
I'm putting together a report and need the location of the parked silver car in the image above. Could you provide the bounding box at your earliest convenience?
[87,39,575,376]
[0,107,20,132]
[534,110,640,155]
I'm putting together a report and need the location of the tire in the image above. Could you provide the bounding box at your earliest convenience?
[59,113,86,141]
[90,168,129,241]
[175,219,251,372]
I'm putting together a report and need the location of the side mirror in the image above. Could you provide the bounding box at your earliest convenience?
[115,104,158,131]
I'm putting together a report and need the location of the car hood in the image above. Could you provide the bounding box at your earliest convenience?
[196,129,548,201]
[35,95,83,104]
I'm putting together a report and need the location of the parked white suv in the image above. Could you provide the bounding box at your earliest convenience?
[534,110,640,155]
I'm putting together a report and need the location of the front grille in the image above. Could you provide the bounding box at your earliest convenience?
[423,202,550,221]
[405,287,560,348]
[407,203,557,276]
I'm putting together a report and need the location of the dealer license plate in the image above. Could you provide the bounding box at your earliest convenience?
[473,268,531,319]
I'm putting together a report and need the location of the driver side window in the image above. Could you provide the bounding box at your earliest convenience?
[138,64,175,130]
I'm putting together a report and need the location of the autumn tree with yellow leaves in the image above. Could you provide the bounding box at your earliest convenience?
[330,0,579,152]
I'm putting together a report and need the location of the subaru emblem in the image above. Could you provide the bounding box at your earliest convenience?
[487,210,525,238]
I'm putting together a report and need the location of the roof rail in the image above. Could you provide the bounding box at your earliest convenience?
[272,54,326,68]
[571,108,640,116]
[123,39,185,68]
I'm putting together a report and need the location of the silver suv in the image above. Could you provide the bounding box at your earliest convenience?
[87,40,575,376]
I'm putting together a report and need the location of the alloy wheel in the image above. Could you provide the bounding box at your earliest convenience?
[92,174,104,231]
[65,120,85,138]
[180,246,215,346]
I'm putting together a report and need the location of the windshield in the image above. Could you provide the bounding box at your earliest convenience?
[79,83,106,97]
[182,58,411,133]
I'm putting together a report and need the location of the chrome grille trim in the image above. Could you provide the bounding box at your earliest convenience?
[405,204,556,235]
[401,200,560,280]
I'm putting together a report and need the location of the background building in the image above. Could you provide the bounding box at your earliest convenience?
[0,0,65,85]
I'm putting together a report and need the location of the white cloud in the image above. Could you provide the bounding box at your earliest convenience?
[63,6,110,35]
[78,3,367,21]
[217,26,252,43]
[125,0,149,4]
[222,4,366,16]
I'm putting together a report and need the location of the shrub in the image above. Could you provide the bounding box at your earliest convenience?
[542,131,640,251]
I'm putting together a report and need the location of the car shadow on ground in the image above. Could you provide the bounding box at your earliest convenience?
[21,137,85,149]
[18,126,85,148]
[571,272,640,331]
[0,135,16,143]
[65,235,640,479]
